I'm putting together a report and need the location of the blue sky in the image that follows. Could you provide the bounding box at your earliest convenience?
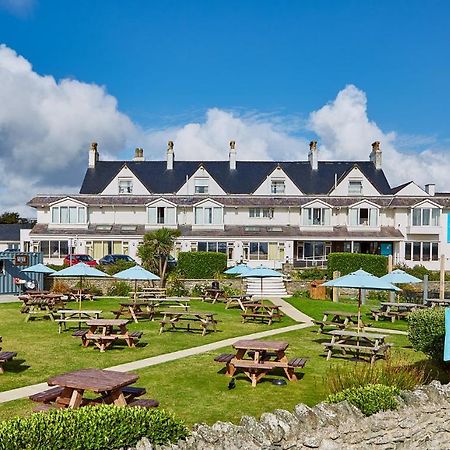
[0,0,450,213]
[1,0,449,136]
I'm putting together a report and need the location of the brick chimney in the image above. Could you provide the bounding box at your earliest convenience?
[133,147,144,161]
[370,141,382,170]
[167,141,174,170]
[88,142,99,168]
[229,140,237,170]
[308,141,318,170]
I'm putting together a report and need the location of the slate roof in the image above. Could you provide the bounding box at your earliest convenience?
[79,160,393,195]
[0,224,34,242]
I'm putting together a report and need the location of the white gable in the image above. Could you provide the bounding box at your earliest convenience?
[412,199,441,209]
[49,197,87,207]
[348,199,380,209]
[193,198,224,208]
[176,166,226,196]
[253,167,303,195]
[101,165,150,195]
[329,166,381,196]
[301,199,332,209]
[146,198,177,208]
[393,182,429,196]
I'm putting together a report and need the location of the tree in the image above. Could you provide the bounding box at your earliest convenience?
[137,228,181,286]
[0,212,22,224]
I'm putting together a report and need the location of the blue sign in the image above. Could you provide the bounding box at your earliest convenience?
[380,243,392,256]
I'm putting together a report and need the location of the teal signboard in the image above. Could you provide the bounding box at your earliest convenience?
[380,243,392,256]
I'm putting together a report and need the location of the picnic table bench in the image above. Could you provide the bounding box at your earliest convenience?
[56,309,102,333]
[159,311,217,336]
[425,298,450,308]
[202,289,228,303]
[225,295,253,311]
[313,310,365,333]
[0,345,17,374]
[65,290,95,302]
[112,302,152,323]
[29,368,158,411]
[323,330,391,365]
[371,302,425,322]
[215,339,307,387]
[241,303,282,325]
[75,319,143,352]
[22,299,60,322]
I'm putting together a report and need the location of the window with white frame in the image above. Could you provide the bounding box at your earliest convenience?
[118,178,133,194]
[39,240,69,258]
[411,207,440,226]
[302,207,331,226]
[147,206,176,225]
[51,206,87,224]
[194,206,223,225]
[349,207,378,227]
[405,241,438,261]
[195,242,228,253]
[249,208,273,218]
[348,180,363,195]
[271,180,285,194]
[194,178,208,194]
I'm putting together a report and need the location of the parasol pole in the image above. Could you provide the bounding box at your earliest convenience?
[357,288,362,333]
[79,276,82,311]
[134,278,137,304]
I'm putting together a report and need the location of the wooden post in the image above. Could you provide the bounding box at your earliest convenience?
[440,254,446,301]
[332,271,340,303]
[388,255,395,302]
[423,274,428,305]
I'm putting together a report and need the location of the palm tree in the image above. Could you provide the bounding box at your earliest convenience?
[137,228,181,286]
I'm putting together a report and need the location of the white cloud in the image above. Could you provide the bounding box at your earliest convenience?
[0,44,449,216]
[0,0,35,17]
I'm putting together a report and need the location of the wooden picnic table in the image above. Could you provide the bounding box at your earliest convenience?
[29,368,158,411]
[145,297,191,310]
[215,339,306,387]
[65,291,95,302]
[0,336,17,374]
[56,309,102,333]
[425,298,450,308]
[225,295,253,311]
[139,287,167,298]
[241,303,282,325]
[79,319,142,352]
[371,302,425,322]
[323,329,391,365]
[159,311,217,336]
[23,299,57,322]
[202,289,227,303]
[313,310,364,333]
[113,302,151,323]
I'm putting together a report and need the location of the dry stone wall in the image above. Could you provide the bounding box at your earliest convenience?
[131,381,450,450]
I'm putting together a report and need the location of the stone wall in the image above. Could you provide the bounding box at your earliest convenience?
[132,381,450,450]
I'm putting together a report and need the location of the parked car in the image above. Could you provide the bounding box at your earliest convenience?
[63,254,98,266]
[98,254,136,265]
[167,255,177,268]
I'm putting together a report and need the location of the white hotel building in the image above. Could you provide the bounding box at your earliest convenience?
[25,141,450,270]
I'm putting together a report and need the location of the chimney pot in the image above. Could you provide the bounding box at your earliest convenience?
[425,183,436,196]
[229,140,237,170]
[370,141,382,169]
[308,141,318,170]
[167,141,174,170]
[88,142,99,168]
[133,147,145,161]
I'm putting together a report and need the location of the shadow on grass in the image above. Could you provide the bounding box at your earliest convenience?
[4,359,29,374]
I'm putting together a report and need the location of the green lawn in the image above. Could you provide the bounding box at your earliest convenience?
[286,296,409,331]
[0,297,293,392]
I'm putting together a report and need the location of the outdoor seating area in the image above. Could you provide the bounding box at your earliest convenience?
[241,303,283,325]
[159,311,217,336]
[371,302,426,322]
[313,310,365,333]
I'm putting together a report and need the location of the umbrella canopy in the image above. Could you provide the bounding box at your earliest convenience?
[380,269,421,285]
[322,269,400,291]
[51,263,109,278]
[238,265,283,278]
[21,263,56,274]
[113,265,160,281]
[224,264,251,275]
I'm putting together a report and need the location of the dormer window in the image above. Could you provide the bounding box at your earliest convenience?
[349,207,378,227]
[412,207,440,226]
[194,178,208,194]
[194,206,222,225]
[271,180,285,194]
[303,207,331,226]
[118,178,133,194]
[51,206,87,224]
[148,206,176,225]
[348,180,363,195]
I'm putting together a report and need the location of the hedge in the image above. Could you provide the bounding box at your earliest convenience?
[327,384,400,416]
[408,307,445,362]
[327,252,388,278]
[178,252,227,279]
[0,405,189,450]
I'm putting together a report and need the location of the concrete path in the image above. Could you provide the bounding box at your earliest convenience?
[0,295,20,303]
[368,327,408,336]
[269,297,313,323]
[0,322,313,404]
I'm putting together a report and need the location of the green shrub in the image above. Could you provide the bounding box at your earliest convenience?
[190,282,210,297]
[101,260,135,276]
[408,307,445,362]
[292,289,310,298]
[327,253,388,278]
[107,281,131,297]
[166,271,189,297]
[0,405,189,450]
[296,268,328,280]
[327,384,400,416]
[325,356,429,394]
[178,252,227,279]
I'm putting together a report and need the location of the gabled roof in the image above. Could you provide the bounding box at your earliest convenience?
[79,160,392,195]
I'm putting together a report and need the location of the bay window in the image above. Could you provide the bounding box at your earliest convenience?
[302,207,331,226]
[405,241,438,261]
[194,206,223,225]
[148,206,176,225]
[411,208,440,226]
[51,206,87,224]
[349,208,378,227]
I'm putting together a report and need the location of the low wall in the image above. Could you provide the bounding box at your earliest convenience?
[132,381,450,450]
